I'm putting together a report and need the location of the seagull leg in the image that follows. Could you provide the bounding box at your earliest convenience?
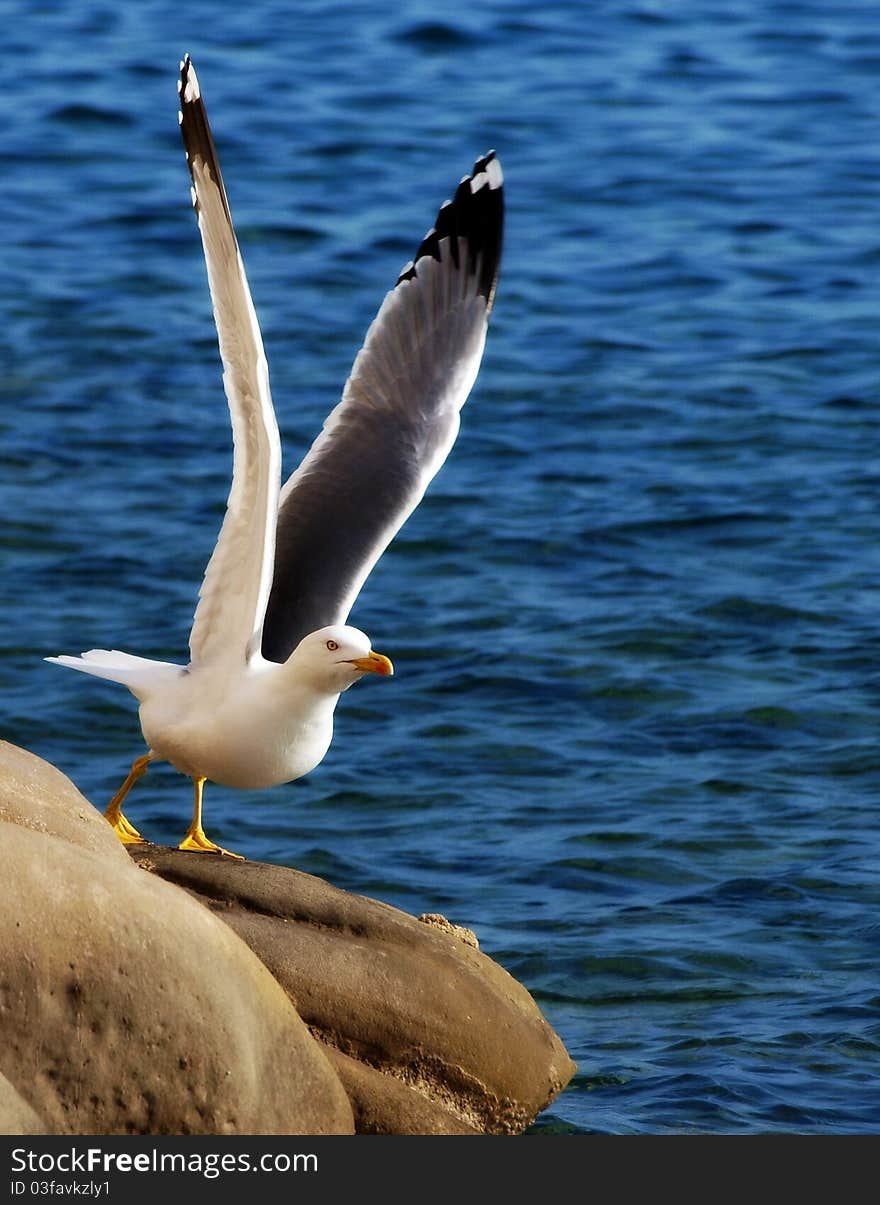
[178,776,244,860]
[105,751,153,845]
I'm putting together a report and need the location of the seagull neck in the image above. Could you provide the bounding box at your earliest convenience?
[276,664,340,712]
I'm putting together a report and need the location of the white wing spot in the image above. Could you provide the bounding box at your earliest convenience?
[190,184,198,207]
[485,157,503,189]
[182,63,201,103]
[470,158,503,193]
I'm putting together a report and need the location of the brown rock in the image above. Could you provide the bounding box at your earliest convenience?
[0,740,127,863]
[418,912,480,948]
[0,822,352,1134]
[130,847,576,1134]
[325,1047,481,1135]
[0,1070,46,1134]
[0,741,574,1135]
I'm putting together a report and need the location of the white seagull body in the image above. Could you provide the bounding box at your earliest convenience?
[47,56,503,857]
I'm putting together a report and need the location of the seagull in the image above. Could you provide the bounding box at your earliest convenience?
[47,56,503,859]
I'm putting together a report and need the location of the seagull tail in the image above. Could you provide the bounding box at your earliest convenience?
[45,650,185,700]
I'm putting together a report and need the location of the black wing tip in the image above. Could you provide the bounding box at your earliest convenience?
[176,54,234,225]
[395,150,504,307]
[471,149,503,189]
[178,54,199,104]
[177,55,205,148]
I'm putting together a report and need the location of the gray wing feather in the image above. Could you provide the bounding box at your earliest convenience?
[261,153,503,663]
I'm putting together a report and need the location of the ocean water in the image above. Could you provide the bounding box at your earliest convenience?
[3,0,880,1134]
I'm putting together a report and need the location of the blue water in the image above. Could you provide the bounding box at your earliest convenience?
[3,0,880,1134]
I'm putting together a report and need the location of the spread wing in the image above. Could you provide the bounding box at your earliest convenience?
[179,56,281,669]
[261,151,503,663]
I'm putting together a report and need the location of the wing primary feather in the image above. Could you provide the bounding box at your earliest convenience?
[178,56,282,670]
[261,151,503,663]
[179,55,234,230]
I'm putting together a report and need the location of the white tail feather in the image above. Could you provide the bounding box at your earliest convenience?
[45,650,184,700]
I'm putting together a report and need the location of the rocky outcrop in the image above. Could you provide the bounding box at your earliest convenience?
[129,847,576,1134]
[0,743,353,1136]
[0,741,575,1134]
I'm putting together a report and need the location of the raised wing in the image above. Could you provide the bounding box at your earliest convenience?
[261,151,503,663]
[178,56,281,669]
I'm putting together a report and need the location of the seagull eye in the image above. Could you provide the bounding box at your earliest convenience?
[326,639,339,651]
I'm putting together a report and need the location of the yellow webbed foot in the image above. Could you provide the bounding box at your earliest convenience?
[107,809,146,846]
[105,751,153,846]
[178,824,245,860]
[104,751,154,848]
[179,775,245,858]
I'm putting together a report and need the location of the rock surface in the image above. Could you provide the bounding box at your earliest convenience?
[0,743,575,1134]
[0,748,353,1135]
[130,847,576,1134]
[0,740,128,862]
[0,1070,46,1134]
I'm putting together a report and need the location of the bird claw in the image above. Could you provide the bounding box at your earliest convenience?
[105,808,146,845]
[178,826,244,860]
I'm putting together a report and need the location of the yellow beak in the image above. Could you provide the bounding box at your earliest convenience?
[348,651,394,677]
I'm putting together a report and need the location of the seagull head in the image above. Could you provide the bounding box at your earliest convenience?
[289,625,394,693]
